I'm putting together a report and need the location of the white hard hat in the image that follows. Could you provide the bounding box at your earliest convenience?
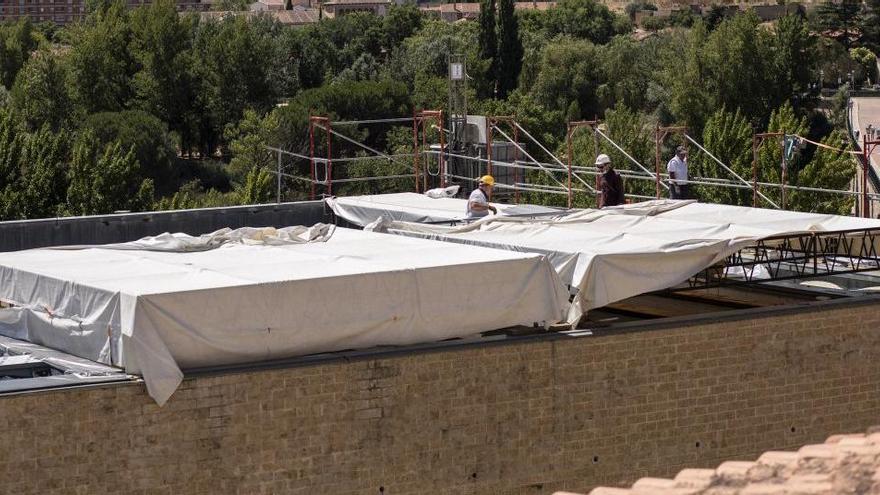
[595,154,611,166]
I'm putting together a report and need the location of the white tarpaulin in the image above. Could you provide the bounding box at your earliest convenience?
[0,226,568,406]
[326,192,563,225]
[346,197,880,324]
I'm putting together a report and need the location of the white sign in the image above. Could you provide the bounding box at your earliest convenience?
[449,62,464,81]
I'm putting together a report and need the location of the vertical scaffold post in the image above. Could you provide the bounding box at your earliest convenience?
[486,118,493,177]
[566,123,573,209]
[513,121,520,204]
[439,110,446,188]
[421,120,428,192]
[654,124,661,199]
[413,111,421,193]
[309,116,316,201]
[752,135,759,208]
[276,148,282,204]
[326,118,333,197]
[864,134,870,218]
[781,135,787,210]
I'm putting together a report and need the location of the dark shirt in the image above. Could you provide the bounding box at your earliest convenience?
[599,169,625,208]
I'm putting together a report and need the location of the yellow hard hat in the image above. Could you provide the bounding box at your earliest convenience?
[479,175,495,186]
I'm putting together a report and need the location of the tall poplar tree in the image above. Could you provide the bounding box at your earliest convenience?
[478,0,498,97]
[496,0,522,98]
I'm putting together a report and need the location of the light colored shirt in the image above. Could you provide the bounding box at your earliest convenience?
[466,188,490,218]
[666,155,688,185]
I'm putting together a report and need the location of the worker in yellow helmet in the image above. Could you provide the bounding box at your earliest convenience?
[466,175,497,218]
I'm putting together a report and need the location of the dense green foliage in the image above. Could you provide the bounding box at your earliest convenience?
[0,0,874,218]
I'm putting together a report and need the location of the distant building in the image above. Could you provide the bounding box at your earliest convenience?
[320,0,392,18]
[199,6,319,25]
[420,1,555,22]
[0,0,211,25]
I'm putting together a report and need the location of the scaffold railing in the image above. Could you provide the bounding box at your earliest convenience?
[261,114,880,215]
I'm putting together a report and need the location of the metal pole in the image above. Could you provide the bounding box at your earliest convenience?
[276,149,282,204]
[309,116,316,201]
[439,111,446,188]
[513,122,520,204]
[864,134,869,218]
[655,125,661,199]
[413,112,420,193]
[326,119,333,197]
[567,125,573,208]
[781,135,787,210]
[486,119,493,176]
[421,122,427,192]
[752,135,759,207]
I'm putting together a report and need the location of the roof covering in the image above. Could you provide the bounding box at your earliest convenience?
[0,225,568,405]
[327,192,563,225]
[331,194,880,324]
[559,425,880,495]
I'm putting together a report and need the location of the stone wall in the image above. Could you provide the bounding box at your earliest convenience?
[2,298,879,494]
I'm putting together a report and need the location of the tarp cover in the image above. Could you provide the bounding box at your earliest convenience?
[326,192,563,225]
[0,226,569,405]
[348,197,880,324]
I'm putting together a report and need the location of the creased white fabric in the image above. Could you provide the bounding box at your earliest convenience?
[326,193,561,225]
[0,226,569,406]
[351,196,880,325]
[50,224,336,252]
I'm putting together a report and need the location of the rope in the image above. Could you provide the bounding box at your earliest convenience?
[791,134,861,155]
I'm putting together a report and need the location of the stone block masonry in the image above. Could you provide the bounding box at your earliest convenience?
[1,298,879,494]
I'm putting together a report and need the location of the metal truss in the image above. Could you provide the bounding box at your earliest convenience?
[687,228,880,289]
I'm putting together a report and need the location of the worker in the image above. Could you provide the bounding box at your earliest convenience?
[595,154,625,208]
[667,145,689,200]
[466,175,498,218]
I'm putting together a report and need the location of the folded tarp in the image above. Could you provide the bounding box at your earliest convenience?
[326,192,563,225]
[0,226,569,405]
[352,197,880,324]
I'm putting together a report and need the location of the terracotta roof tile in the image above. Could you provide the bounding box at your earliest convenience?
[558,425,880,495]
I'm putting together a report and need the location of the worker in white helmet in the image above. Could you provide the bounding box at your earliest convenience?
[466,175,498,218]
[595,154,624,208]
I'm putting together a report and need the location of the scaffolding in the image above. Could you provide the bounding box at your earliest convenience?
[262,113,880,216]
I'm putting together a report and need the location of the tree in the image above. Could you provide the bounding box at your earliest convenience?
[129,0,200,151]
[496,0,523,98]
[788,131,855,214]
[224,108,280,181]
[814,0,861,48]
[10,50,74,132]
[772,14,815,98]
[665,22,712,133]
[16,127,69,219]
[543,0,617,44]
[382,3,423,50]
[0,19,39,90]
[863,0,880,50]
[757,102,808,207]
[702,12,777,127]
[191,14,282,154]
[478,0,498,97]
[697,108,754,206]
[528,37,602,120]
[66,132,152,215]
[65,0,135,113]
[598,36,659,112]
[236,167,274,204]
[83,110,178,195]
[850,47,878,85]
